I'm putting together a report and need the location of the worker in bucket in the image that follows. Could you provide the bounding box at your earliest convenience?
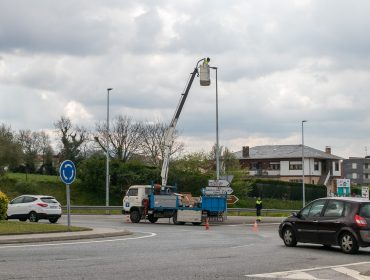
[255,197,263,222]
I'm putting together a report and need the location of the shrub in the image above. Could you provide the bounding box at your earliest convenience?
[248,179,327,202]
[0,191,9,220]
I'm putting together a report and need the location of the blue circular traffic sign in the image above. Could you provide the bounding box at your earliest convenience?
[59,160,76,184]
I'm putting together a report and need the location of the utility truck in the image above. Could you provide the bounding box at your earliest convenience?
[122,184,226,224]
[122,57,228,224]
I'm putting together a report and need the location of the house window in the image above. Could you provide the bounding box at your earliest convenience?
[352,173,357,179]
[335,161,339,171]
[314,161,319,171]
[289,162,302,170]
[364,163,369,169]
[252,162,259,170]
[364,174,369,179]
[352,163,357,169]
[269,163,280,170]
[289,179,302,183]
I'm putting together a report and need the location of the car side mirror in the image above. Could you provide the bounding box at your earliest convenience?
[292,212,300,218]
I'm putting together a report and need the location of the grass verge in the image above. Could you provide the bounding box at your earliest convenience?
[0,221,91,235]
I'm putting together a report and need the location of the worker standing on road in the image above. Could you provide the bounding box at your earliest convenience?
[255,197,262,222]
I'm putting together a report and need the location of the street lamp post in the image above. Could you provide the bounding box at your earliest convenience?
[302,120,307,207]
[210,66,220,180]
[106,88,113,214]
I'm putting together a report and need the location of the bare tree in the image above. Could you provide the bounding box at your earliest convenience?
[54,116,89,163]
[95,115,143,162]
[140,120,184,166]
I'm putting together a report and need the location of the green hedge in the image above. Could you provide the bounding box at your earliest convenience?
[248,179,327,202]
[0,191,9,220]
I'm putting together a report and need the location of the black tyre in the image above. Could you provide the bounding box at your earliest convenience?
[339,232,359,254]
[130,210,141,223]
[49,217,59,224]
[148,214,158,224]
[282,227,297,247]
[19,218,27,222]
[29,211,39,223]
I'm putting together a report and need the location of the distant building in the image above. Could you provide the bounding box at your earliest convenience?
[234,145,343,193]
[343,157,370,186]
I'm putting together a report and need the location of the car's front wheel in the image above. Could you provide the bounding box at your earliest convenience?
[282,227,297,247]
[339,232,359,254]
[29,211,39,223]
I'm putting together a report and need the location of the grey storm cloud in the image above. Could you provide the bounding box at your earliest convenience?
[1,0,370,158]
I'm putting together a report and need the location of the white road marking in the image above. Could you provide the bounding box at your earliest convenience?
[231,244,254,249]
[0,231,156,249]
[246,261,370,279]
[332,267,370,280]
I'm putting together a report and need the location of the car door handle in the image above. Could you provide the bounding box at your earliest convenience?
[313,220,318,222]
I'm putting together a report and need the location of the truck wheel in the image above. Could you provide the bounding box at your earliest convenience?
[148,214,158,223]
[130,210,141,223]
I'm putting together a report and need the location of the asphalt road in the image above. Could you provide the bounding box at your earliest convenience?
[0,215,369,280]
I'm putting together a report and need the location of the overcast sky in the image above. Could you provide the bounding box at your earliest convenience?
[1,0,370,159]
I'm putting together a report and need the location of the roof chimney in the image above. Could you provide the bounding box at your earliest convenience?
[242,146,250,158]
[325,146,331,154]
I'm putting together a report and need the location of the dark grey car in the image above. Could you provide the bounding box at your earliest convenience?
[279,197,370,254]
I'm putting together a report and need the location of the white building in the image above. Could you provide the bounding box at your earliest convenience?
[234,145,343,193]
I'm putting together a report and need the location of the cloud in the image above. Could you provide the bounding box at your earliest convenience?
[1,0,370,159]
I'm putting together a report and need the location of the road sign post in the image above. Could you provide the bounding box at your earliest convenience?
[59,160,76,231]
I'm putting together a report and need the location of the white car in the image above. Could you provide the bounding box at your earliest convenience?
[6,195,62,223]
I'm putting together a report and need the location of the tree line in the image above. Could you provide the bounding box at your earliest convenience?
[0,114,184,174]
[0,115,251,201]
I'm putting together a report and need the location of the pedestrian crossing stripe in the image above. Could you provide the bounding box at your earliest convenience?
[245,261,370,279]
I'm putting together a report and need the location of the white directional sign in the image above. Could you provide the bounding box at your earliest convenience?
[208,179,230,187]
[204,186,233,195]
[362,187,369,199]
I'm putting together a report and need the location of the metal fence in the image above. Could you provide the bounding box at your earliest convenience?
[62,206,297,215]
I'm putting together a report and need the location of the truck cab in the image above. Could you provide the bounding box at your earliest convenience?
[123,185,151,223]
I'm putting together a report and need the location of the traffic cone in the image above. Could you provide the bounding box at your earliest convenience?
[252,220,259,233]
[205,218,209,230]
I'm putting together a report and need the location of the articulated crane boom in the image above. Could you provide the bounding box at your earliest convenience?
[161,57,210,186]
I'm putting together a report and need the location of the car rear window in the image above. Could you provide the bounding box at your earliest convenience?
[41,197,58,204]
[23,196,37,203]
[360,203,370,218]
